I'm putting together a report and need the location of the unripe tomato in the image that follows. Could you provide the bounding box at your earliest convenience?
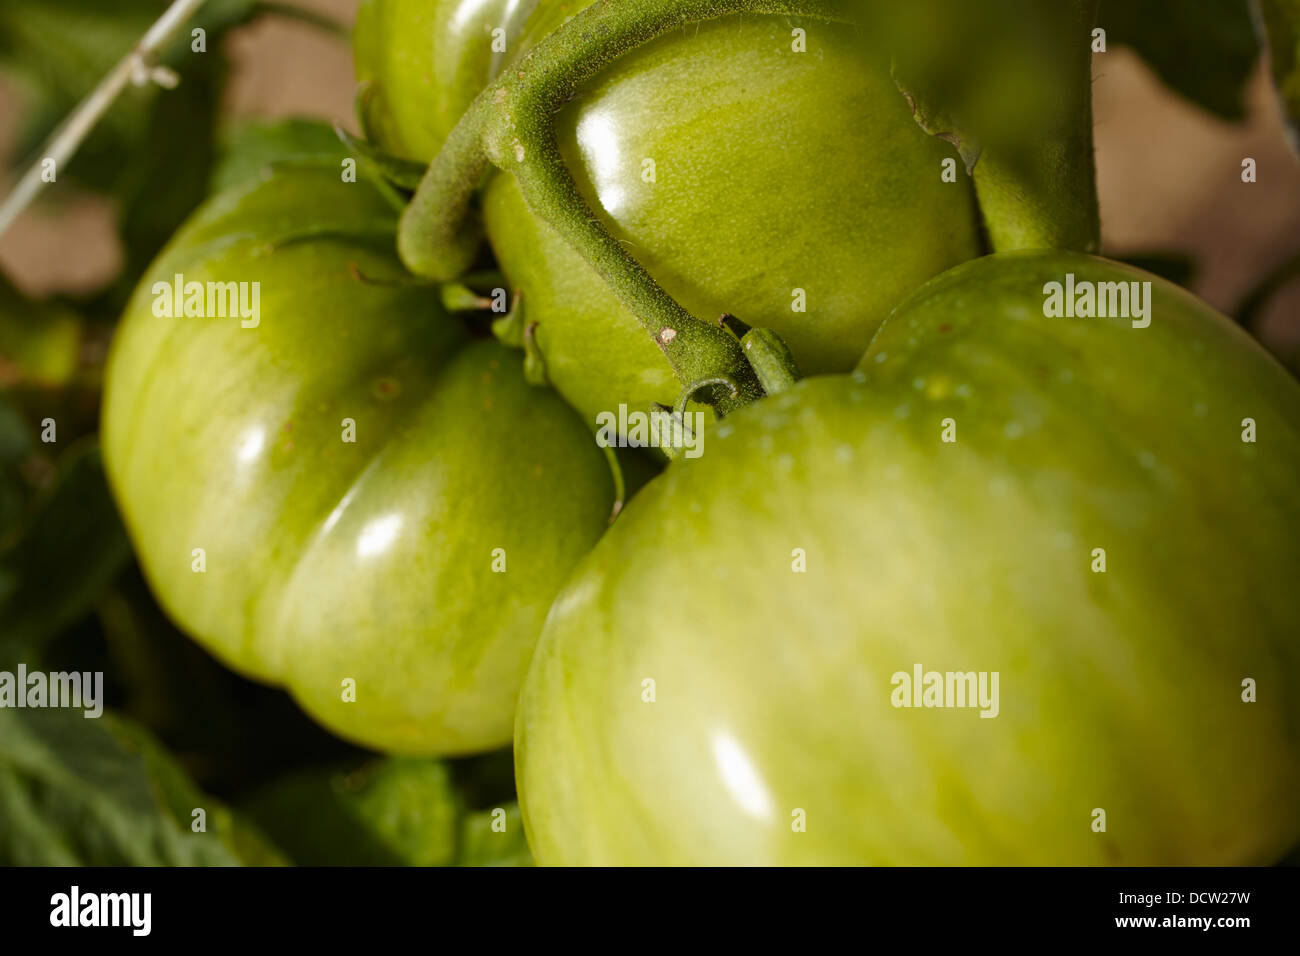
[482,8,980,427]
[517,252,1300,865]
[354,3,980,427]
[354,0,530,161]
[102,164,614,755]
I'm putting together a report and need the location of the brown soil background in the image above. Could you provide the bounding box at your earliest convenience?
[2,0,1297,348]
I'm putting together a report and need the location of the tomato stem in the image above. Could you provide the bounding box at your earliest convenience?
[888,0,1102,254]
[675,378,740,419]
[969,0,1101,253]
[397,0,851,415]
[740,328,802,395]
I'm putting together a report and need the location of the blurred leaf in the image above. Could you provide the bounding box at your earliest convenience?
[0,397,31,544]
[110,61,225,305]
[97,565,365,794]
[878,0,1096,167]
[0,271,107,451]
[0,445,131,665]
[0,273,82,390]
[459,803,533,867]
[449,747,519,810]
[240,758,462,866]
[1259,0,1300,149]
[1102,0,1259,121]
[240,753,535,866]
[211,118,353,193]
[1115,251,1199,288]
[333,125,428,190]
[0,706,283,865]
[210,118,413,221]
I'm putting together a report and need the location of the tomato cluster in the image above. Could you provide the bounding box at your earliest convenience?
[102,0,1300,864]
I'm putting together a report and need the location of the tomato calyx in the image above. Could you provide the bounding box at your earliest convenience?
[739,327,802,395]
[396,0,849,418]
[489,289,549,386]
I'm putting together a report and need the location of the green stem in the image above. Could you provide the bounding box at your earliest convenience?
[397,0,852,414]
[675,378,739,418]
[506,115,761,413]
[973,0,1101,253]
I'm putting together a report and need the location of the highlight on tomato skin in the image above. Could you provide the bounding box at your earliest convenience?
[0,0,1297,876]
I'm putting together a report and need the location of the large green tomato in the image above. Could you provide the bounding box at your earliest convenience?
[517,252,1300,865]
[102,164,614,756]
[482,6,981,429]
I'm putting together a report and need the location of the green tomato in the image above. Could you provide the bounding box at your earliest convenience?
[482,8,980,428]
[517,252,1300,865]
[353,0,532,161]
[102,164,614,755]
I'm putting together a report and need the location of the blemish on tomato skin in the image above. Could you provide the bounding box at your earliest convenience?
[938,323,952,334]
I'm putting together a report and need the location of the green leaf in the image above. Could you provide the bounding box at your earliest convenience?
[0,446,131,665]
[240,758,462,866]
[1101,0,1260,121]
[1259,0,1300,149]
[0,397,32,545]
[240,752,536,865]
[0,270,83,390]
[459,803,534,867]
[210,118,354,194]
[333,125,429,191]
[0,707,282,865]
